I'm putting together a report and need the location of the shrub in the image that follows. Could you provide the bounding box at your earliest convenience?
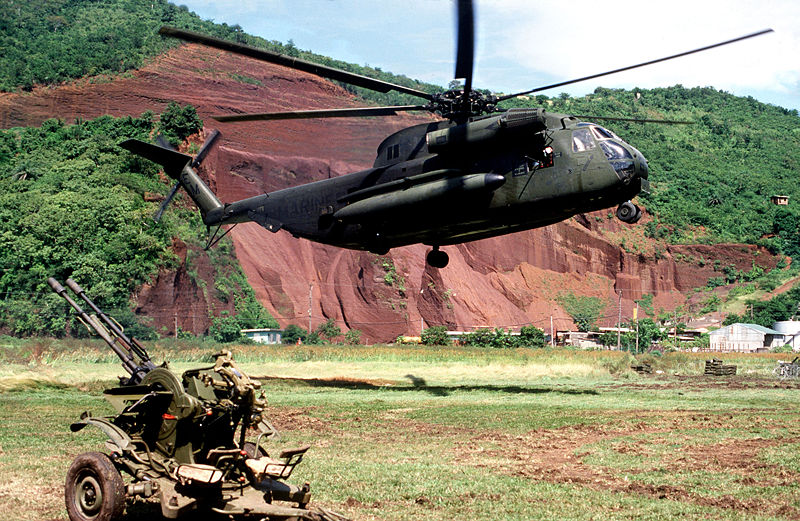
[315,318,342,342]
[461,328,494,347]
[344,329,362,345]
[518,325,546,348]
[421,326,450,346]
[281,324,307,345]
[157,102,203,146]
[557,292,606,332]
[209,312,243,343]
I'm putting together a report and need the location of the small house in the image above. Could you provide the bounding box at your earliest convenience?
[241,328,283,344]
[708,323,784,352]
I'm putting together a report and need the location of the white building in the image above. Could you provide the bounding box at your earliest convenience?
[708,323,786,353]
[773,321,800,350]
[241,328,283,344]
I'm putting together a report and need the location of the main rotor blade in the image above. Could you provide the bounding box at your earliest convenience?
[191,129,220,168]
[498,29,773,101]
[212,105,429,122]
[454,0,475,96]
[160,27,434,101]
[155,134,174,150]
[154,182,180,223]
[573,115,693,125]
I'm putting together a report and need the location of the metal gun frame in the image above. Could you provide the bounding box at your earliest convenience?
[50,277,347,521]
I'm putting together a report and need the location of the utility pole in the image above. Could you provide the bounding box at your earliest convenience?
[174,313,178,339]
[673,309,678,346]
[635,303,640,353]
[550,315,555,347]
[616,291,622,350]
[308,283,313,333]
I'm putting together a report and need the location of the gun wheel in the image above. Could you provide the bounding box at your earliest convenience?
[65,452,126,521]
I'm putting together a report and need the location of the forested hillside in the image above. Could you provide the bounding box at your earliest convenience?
[0,109,276,337]
[0,0,440,105]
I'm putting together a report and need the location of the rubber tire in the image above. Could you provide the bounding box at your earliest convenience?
[631,206,642,224]
[426,249,449,269]
[616,201,638,223]
[65,452,126,521]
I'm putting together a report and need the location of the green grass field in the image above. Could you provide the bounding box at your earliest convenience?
[1,338,799,520]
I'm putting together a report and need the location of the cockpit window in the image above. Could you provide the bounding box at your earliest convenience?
[572,128,595,152]
[600,140,633,160]
[591,126,615,140]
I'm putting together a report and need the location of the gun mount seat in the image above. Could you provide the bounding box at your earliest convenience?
[245,445,310,480]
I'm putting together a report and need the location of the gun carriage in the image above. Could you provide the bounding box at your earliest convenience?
[49,277,345,521]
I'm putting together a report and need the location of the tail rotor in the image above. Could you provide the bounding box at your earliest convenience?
[151,130,221,223]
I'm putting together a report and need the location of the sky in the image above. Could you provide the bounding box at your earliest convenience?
[175,0,800,111]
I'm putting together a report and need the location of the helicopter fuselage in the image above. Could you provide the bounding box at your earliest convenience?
[143,18,768,267]
[202,108,649,254]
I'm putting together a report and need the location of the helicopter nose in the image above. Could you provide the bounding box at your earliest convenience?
[636,152,649,180]
[630,147,650,193]
[630,146,648,180]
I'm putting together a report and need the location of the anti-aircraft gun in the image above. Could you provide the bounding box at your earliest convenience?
[49,277,347,521]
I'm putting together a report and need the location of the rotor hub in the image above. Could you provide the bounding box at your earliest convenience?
[430,89,498,120]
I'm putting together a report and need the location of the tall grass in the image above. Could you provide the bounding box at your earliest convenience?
[0,336,788,391]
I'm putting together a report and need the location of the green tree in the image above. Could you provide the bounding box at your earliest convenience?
[461,328,494,347]
[315,318,342,343]
[209,312,244,343]
[557,293,607,332]
[489,328,516,349]
[619,318,664,353]
[233,294,279,330]
[157,102,203,146]
[282,324,307,344]
[344,329,362,345]
[421,326,450,346]
[518,325,546,347]
[598,331,618,348]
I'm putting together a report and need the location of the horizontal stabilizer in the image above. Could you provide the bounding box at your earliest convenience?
[119,139,192,179]
[119,139,224,221]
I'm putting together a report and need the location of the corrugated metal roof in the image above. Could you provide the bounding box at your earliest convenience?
[711,323,782,336]
[741,323,782,335]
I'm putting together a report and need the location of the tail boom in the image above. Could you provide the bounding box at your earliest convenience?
[120,139,224,222]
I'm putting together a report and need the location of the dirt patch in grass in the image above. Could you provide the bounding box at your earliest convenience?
[675,436,800,485]
[453,409,800,519]
[262,406,330,433]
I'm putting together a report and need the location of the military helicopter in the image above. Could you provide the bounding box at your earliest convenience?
[121,1,771,268]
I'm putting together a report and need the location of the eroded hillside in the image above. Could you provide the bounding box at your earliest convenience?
[0,44,783,341]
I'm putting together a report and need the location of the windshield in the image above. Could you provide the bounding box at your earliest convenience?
[572,128,595,152]
[600,140,633,160]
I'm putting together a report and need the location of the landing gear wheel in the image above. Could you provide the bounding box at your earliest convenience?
[65,452,126,521]
[616,201,642,224]
[631,206,642,224]
[426,248,449,268]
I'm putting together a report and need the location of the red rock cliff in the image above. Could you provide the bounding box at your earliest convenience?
[0,44,781,341]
